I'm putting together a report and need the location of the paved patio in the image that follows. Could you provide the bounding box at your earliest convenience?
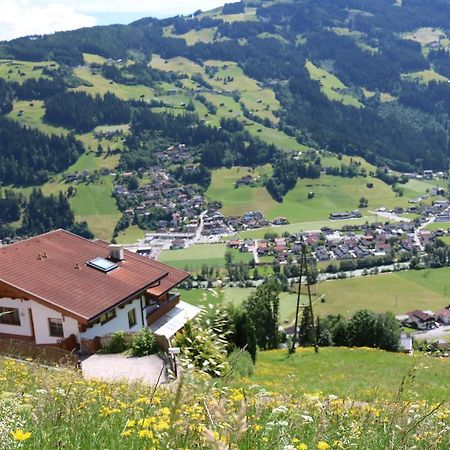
[81,353,169,385]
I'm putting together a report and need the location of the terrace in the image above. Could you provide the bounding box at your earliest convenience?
[145,292,181,326]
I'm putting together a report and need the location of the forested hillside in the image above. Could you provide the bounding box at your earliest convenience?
[2,0,450,169]
[1,0,450,240]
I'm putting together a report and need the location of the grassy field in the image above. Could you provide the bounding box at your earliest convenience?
[181,267,450,326]
[150,54,203,75]
[403,27,446,45]
[206,166,274,216]
[73,66,155,100]
[218,7,259,22]
[68,177,121,239]
[209,167,446,228]
[426,221,450,231]
[177,28,217,45]
[182,287,300,323]
[6,348,449,450]
[313,268,450,317]
[233,215,376,239]
[115,225,146,244]
[38,176,120,240]
[209,172,408,224]
[401,69,449,83]
[305,61,363,108]
[247,348,450,402]
[159,243,254,271]
[0,59,57,83]
[6,100,69,135]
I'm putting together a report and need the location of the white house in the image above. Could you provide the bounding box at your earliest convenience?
[0,230,199,353]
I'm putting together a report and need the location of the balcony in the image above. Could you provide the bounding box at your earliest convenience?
[146,293,180,326]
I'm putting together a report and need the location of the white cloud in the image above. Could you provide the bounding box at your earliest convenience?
[0,1,96,41]
[0,0,238,41]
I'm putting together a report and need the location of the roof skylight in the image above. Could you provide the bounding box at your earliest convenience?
[87,257,117,273]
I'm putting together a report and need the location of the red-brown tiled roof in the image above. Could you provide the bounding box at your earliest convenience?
[0,230,189,323]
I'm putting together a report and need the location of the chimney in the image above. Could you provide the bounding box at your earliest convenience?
[109,244,124,261]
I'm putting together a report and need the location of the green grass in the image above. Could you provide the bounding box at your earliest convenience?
[233,215,376,239]
[245,121,308,151]
[313,267,450,317]
[401,69,449,84]
[426,222,450,231]
[159,244,254,272]
[402,27,446,45]
[177,28,217,45]
[206,166,275,216]
[68,177,120,240]
[115,225,146,244]
[248,348,450,402]
[159,243,230,270]
[73,66,155,100]
[0,59,57,83]
[305,61,363,108]
[6,100,69,135]
[218,7,259,22]
[150,54,203,75]
[257,32,288,43]
[83,53,107,64]
[39,176,120,241]
[211,172,409,225]
[182,287,299,323]
[320,153,377,172]
[439,236,450,246]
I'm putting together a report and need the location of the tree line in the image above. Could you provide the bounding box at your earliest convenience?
[44,91,131,132]
[0,116,83,185]
[0,189,93,240]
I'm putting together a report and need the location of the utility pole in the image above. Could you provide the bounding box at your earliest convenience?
[290,238,319,354]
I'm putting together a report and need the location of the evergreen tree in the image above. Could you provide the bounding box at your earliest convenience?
[299,306,315,346]
[243,281,280,350]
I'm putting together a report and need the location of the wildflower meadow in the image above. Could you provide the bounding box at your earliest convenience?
[1,349,450,450]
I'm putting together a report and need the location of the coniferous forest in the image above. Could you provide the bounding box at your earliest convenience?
[2,0,450,239]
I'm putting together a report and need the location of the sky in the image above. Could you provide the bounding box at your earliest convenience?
[0,0,238,41]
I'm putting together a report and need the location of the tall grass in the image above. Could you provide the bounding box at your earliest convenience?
[0,354,449,449]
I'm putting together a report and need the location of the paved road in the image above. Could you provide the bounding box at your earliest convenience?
[412,325,450,341]
[194,210,208,243]
[81,354,168,386]
[413,216,435,251]
[369,210,409,222]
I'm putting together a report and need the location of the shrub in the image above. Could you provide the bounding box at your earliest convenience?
[226,349,254,379]
[174,319,229,377]
[130,328,159,357]
[100,331,129,354]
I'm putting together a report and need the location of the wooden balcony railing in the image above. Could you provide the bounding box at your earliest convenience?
[146,293,180,326]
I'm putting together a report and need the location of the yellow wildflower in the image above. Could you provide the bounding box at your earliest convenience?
[121,430,132,437]
[231,391,245,402]
[154,420,170,432]
[317,442,330,450]
[138,429,154,439]
[11,429,32,441]
[298,444,308,450]
[158,407,171,416]
[254,424,262,431]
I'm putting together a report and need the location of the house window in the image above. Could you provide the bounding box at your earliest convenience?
[128,309,137,328]
[99,309,116,325]
[0,307,21,326]
[48,318,63,337]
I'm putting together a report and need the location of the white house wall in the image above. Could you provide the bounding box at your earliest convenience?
[81,298,144,340]
[0,298,33,337]
[0,297,79,344]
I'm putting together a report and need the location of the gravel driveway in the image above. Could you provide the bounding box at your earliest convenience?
[81,353,168,385]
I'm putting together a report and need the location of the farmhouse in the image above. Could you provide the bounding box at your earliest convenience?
[0,230,198,352]
[405,310,438,330]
